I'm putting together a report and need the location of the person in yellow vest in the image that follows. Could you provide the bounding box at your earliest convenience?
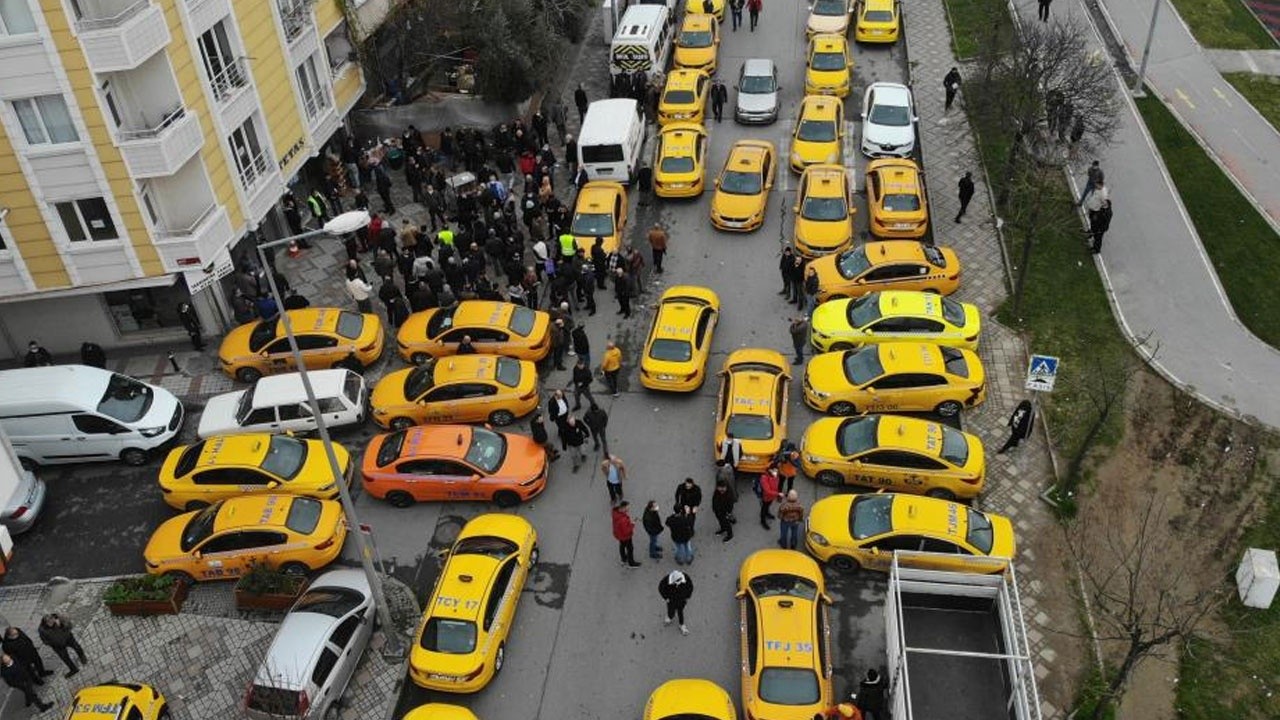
[601,340,622,397]
[558,232,576,260]
[437,227,455,248]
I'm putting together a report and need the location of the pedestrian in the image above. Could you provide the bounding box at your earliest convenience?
[803,266,820,318]
[747,0,762,30]
[38,614,86,678]
[2,626,50,682]
[614,267,634,318]
[943,67,961,112]
[675,476,702,523]
[956,171,976,223]
[755,465,780,529]
[530,412,561,461]
[575,83,589,122]
[346,267,373,313]
[665,506,696,565]
[712,477,737,542]
[789,316,808,365]
[1088,199,1113,254]
[549,318,568,370]
[647,223,668,274]
[788,255,807,306]
[730,0,744,30]
[283,289,310,310]
[601,340,622,396]
[561,414,591,471]
[612,501,643,568]
[80,342,105,369]
[572,325,591,365]
[1,653,52,712]
[375,164,395,214]
[779,246,796,297]
[1037,0,1051,21]
[572,357,596,410]
[857,668,888,720]
[550,101,568,143]
[1077,160,1104,206]
[307,189,329,226]
[777,489,805,549]
[601,453,627,504]
[658,569,693,635]
[584,402,610,454]
[997,399,1036,454]
[643,501,665,559]
[718,432,743,470]
[777,442,800,494]
[23,341,52,367]
[1083,179,1110,218]
[710,78,727,122]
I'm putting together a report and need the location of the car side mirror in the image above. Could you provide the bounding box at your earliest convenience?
[869,547,880,555]
[866,387,876,394]
[860,112,867,120]
[267,480,280,488]
[792,205,799,213]
[193,551,202,559]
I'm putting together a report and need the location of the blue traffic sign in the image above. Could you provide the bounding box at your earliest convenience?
[1025,354,1060,392]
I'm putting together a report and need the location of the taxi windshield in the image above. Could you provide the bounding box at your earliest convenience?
[180,503,221,551]
[727,414,774,440]
[813,0,847,14]
[284,497,323,534]
[405,364,436,399]
[420,618,477,654]
[883,192,920,212]
[869,101,911,126]
[454,535,519,559]
[759,667,821,705]
[811,51,846,71]
[843,348,885,385]
[465,428,508,474]
[509,306,536,336]
[336,311,364,338]
[941,297,967,326]
[801,195,846,221]
[847,294,883,327]
[97,373,153,422]
[426,307,457,337]
[248,320,277,352]
[837,247,871,279]
[836,416,879,456]
[797,119,836,142]
[940,425,970,466]
[571,212,614,237]
[661,156,696,174]
[680,29,713,47]
[850,494,894,539]
[649,339,693,362]
[720,169,761,195]
[293,587,363,617]
[665,89,696,105]
[260,435,309,479]
[749,573,818,600]
[966,508,995,553]
[495,357,522,388]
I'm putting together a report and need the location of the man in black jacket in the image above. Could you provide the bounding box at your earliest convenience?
[658,570,694,635]
[711,478,737,542]
[675,477,703,521]
[1,653,51,711]
[572,358,595,410]
[38,614,87,677]
[2,627,50,682]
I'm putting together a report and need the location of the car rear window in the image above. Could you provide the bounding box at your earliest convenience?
[284,497,323,535]
[727,414,773,440]
[495,357,522,388]
[941,347,968,378]
[864,9,894,20]
[649,339,693,362]
[661,156,696,174]
[247,684,300,714]
[842,348,885,386]
[941,297,967,327]
[454,535,519,559]
[665,89,696,105]
[336,311,364,339]
[420,618,477,654]
[293,587,364,617]
[582,144,624,163]
[837,247,871,279]
[173,441,205,478]
[813,0,846,14]
[850,494,894,539]
[508,306,537,336]
[749,573,818,600]
[376,430,407,467]
[759,667,821,705]
[883,193,920,212]
[426,307,457,337]
[966,508,995,554]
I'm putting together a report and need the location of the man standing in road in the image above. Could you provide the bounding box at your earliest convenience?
[730,0,745,31]
[1,653,52,712]
[345,267,374,313]
[614,267,635,318]
[1088,199,1113,255]
[612,501,642,568]
[658,570,694,635]
[584,402,610,455]
[675,477,703,526]
[648,223,669,274]
[601,340,623,396]
[1038,0,1052,21]
[943,67,961,112]
[718,432,743,470]
[712,477,737,542]
[777,489,805,550]
[38,614,86,678]
[601,453,627,504]
[755,465,780,529]
[956,171,976,223]
[789,316,809,365]
[711,78,728,123]
[643,501,665,559]
[666,506,696,565]
[572,357,596,410]
[561,414,591,472]
[747,0,762,31]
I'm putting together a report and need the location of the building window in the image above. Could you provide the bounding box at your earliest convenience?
[324,20,354,74]
[0,0,36,35]
[55,198,118,243]
[13,95,78,145]
[199,20,247,101]
[229,118,267,188]
[296,54,329,120]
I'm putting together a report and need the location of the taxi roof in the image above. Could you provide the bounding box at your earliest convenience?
[799,94,841,117]
[431,354,503,383]
[450,300,515,327]
[868,158,922,188]
[69,683,140,719]
[666,68,708,89]
[399,425,476,461]
[874,290,946,319]
[213,494,299,533]
[198,433,271,467]
[654,301,704,340]
[576,181,625,209]
[863,0,895,12]
[277,308,341,334]
[871,414,956,458]
[431,553,502,622]
[863,240,933,263]
[681,12,716,29]
[660,124,705,154]
[802,164,848,195]
[811,33,848,51]
[727,141,772,169]
[873,342,948,374]
[888,493,974,540]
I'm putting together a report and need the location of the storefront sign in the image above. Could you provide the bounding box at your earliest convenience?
[278,137,308,171]
[187,257,233,294]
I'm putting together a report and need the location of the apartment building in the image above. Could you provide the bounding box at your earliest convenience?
[0,0,369,361]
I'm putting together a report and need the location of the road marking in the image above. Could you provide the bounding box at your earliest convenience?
[1174,88,1196,110]
[780,119,794,194]
[843,121,857,172]
[1212,86,1233,108]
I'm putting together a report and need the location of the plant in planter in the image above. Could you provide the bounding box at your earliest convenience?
[234,563,308,611]
[103,574,188,616]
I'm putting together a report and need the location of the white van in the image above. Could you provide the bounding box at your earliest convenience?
[578,98,647,183]
[0,365,184,467]
[198,369,366,439]
[610,4,672,80]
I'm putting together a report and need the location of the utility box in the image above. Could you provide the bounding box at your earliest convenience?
[1236,548,1279,609]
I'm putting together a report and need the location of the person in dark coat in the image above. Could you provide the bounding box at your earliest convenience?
[375,163,395,214]
[572,358,595,410]
[613,268,634,318]
[38,614,86,677]
[944,67,962,111]
[956,171,976,223]
[658,569,694,635]
[787,255,806,306]
[23,341,52,367]
[2,627,50,681]
[561,415,591,471]
[674,477,703,523]
[642,501,665,559]
[857,668,888,720]
[710,78,728,122]
[574,84,589,122]
[456,335,478,354]
[998,399,1036,454]
[779,246,796,297]
[665,506,696,565]
[1088,199,1113,254]
[178,301,204,350]
[583,402,609,455]
[711,477,737,542]
[530,412,560,461]
[79,342,106,369]
[283,290,310,310]
[1,653,52,711]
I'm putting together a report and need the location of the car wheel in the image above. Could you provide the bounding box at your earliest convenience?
[164,571,195,587]
[184,500,210,512]
[120,448,149,466]
[936,400,963,417]
[494,643,506,674]
[280,561,310,577]
[828,401,856,416]
[386,491,415,508]
[831,342,855,352]
[925,488,958,501]
[493,490,520,508]
[410,352,431,366]
[236,367,263,384]
[815,470,844,488]
[488,409,516,426]
[390,417,416,431]
[830,554,860,573]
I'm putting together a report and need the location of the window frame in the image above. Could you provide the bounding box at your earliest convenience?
[53,197,119,244]
[0,0,37,35]
[12,94,79,146]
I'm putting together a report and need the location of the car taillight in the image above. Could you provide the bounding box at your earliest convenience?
[519,389,537,401]
[360,342,377,352]
[315,536,336,551]
[9,506,27,519]
[965,335,978,343]
[242,684,253,709]
[948,273,960,280]
[462,665,485,681]
[296,690,310,717]
[962,476,981,484]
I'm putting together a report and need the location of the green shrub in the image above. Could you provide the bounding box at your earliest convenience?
[102,574,178,604]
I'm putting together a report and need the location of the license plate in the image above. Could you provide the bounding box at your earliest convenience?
[893,223,913,230]
[659,374,676,381]
[668,183,687,189]
[598,168,612,174]
[722,221,744,228]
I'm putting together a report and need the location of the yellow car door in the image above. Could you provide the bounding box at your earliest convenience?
[422,386,459,422]
[261,337,298,374]
[194,530,255,580]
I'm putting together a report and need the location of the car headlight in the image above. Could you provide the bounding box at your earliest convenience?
[139,426,166,438]
[808,531,829,547]
[806,454,825,464]
[808,388,831,399]
[811,329,829,340]
[791,151,803,164]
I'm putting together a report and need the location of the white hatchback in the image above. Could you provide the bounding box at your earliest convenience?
[860,82,917,158]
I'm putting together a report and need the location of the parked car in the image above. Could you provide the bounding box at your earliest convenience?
[860,81,917,158]
[735,58,780,124]
[197,369,367,439]
[1,468,47,535]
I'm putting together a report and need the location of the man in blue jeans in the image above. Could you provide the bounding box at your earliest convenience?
[643,501,664,559]
[666,506,696,565]
[776,490,805,550]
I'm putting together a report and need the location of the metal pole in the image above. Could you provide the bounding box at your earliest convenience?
[1132,0,1162,95]
[255,229,401,655]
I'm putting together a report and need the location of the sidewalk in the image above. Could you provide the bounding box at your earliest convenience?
[1207,47,1280,75]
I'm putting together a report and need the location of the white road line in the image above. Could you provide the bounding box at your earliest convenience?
[779,119,795,195]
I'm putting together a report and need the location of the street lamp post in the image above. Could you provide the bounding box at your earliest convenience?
[252,210,401,654]
[1132,0,1162,95]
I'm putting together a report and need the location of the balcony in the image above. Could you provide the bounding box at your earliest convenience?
[74,0,169,73]
[236,149,271,192]
[118,108,203,178]
[280,0,316,43]
[208,57,251,104]
[152,204,235,271]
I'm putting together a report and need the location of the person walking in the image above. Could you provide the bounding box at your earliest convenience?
[601,453,627,504]
[956,171,976,223]
[788,255,807,307]
[755,465,780,529]
[601,340,623,397]
[857,668,888,720]
[561,414,591,471]
[711,477,737,542]
[38,614,86,678]
[614,267,635,318]
[777,442,800,494]
[803,266,820,318]
[549,318,568,371]
[178,302,204,351]
[789,316,808,365]
[718,432,743,470]
[574,84,590,122]
[675,477,703,526]
[572,357,596,410]
[943,67,962,112]
[998,399,1036,454]
[747,0,762,31]
[572,324,592,365]
[1077,160,1104,206]
[730,0,744,30]
[583,401,609,452]
[375,164,395,214]
[345,267,373,313]
[777,489,805,550]
[647,223,668,274]
[1,653,52,712]
[658,570,693,635]
[612,501,643,568]
[2,627,50,682]
[643,501,665,559]
[665,506,696,566]
[710,78,728,123]
[530,412,561,462]
[1088,199,1113,254]
[1037,0,1051,21]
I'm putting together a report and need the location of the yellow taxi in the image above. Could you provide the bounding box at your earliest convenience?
[793,164,855,258]
[645,679,737,720]
[866,158,929,239]
[654,123,710,199]
[737,549,833,720]
[674,13,720,74]
[687,0,726,21]
[807,0,853,35]
[714,349,790,473]
[809,290,981,352]
[710,140,776,232]
[370,355,539,429]
[811,241,962,302]
[143,494,346,583]
[799,414,986,500]
[855,0,900,43]
[570,180,628,254]
[790,95,844,172]
[403,705,480,720]
[410,513,538,693]
[804,34,853,98]
[641,285,721,392]
[802,342,986,417]
[219,308,384,384]
[66,683,169,720]
[806,493,1015,572]
[659,68,710,126]
[158,433,353,511]
[397,300,551,365]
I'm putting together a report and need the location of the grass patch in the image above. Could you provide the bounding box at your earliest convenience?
[1224,72,1280,128]
[1135,94,1280,348]
[942,0,1015,60]
[1168,0,1277,50]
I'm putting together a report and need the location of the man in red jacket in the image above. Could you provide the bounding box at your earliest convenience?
[612,501,642,568]
[756,465,781,530]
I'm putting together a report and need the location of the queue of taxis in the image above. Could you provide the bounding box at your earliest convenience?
[659,68,711,126]
[640,285,721,391]
[802,342,986,416]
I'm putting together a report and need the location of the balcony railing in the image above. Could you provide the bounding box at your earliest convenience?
[236,149,271,190]
[74,0,149,32]
[208,57,250,102]
[118,106,186,141]
[301,89,330,120]
[154,203,218,240]
[280,0,315,42]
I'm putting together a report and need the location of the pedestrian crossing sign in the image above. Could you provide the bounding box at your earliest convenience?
[1025,354,1059,392]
